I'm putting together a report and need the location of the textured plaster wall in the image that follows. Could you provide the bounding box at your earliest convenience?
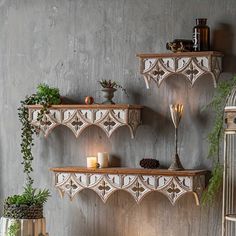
[0,0,236,235]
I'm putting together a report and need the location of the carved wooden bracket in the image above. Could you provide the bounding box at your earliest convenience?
[50,167,208,206]
[27,104,143,139]
[137,51,223,88]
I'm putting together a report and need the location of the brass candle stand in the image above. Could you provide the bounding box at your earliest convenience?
[169,104,184,171]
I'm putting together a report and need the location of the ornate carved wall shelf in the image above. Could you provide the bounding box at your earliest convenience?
[137,51,223,88]
[27,104,143,139]
[50,167,208,206]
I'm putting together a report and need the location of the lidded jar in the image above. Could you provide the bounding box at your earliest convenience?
[193,18,210,51]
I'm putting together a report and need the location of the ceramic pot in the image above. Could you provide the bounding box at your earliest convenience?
[101,88,117,104]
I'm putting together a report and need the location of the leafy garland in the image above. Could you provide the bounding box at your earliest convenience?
[202,76,236,204]
[4,84,61,212]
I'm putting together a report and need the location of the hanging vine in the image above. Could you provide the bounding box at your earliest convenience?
[17,84,61,187]
[3,84,61,219]
[202,76,236,204]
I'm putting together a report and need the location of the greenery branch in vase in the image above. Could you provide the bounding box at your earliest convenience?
[98,79,128,104]
[202,76,236,205]
[1,84,61,235]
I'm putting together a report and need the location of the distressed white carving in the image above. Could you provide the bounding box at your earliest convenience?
[53,172,205,205]
[28,106,142,139]
[139,55,222,88]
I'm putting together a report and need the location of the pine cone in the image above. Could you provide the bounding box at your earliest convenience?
[140,158,159,169]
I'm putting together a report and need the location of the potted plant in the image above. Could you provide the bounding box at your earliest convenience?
[202,76,236,204]
[98,79,127,104]
[0,83,61,236]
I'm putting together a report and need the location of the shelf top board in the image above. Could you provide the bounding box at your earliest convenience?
[50,166,209,176]
[225,214,236,222]
[27,104,144,110]
[225,106,236,112]
[136,51,223,59]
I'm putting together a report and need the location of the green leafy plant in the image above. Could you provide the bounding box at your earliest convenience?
[98,79,128,96]
[5,185,50,207]
[202,76,236,204]
[7,220,20,236]
[18,83,60,186]
[4,83,60,219]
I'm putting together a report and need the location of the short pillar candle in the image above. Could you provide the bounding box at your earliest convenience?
[87,157,97,168]
[97,152,109,168]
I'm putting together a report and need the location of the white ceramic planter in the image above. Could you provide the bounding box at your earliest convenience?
[0,217,48,236]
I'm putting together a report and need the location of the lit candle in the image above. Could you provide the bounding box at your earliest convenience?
[97,152,109,168]
[87,156,97,168]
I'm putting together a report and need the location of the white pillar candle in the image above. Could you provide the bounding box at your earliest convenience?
[97,152,109,168]
[87,157,97,168]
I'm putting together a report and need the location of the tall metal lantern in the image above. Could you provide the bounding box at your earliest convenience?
[222,87,236,236]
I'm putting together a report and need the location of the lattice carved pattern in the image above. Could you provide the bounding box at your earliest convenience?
[28,106,142,139]
[54,172,205,205]
[139,55,222,88]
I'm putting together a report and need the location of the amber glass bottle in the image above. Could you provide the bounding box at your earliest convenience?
[193,18,210,51]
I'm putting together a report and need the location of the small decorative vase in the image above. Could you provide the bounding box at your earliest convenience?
[101,88,117,104]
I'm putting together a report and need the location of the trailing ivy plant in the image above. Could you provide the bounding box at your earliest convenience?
[18,83,61,187]
[3,84,60,218]
[7,220,20,236]
[202,76,236,205]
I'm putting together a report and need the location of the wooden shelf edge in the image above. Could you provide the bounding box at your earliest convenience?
[52,167,208,205]
[27,104,144,109]
[136,51,223,58]
[50,166,209,176]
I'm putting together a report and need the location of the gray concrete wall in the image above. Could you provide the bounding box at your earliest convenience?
[0,0,235,235]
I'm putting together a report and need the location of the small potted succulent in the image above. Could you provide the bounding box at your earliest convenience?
[98,79,127,104]
[0,84,61,236]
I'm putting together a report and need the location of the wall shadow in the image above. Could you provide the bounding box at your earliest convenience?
[212,23,236,73]
[109,155,121,167]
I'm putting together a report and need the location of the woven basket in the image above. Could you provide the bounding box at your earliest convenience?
[3,204,43,219]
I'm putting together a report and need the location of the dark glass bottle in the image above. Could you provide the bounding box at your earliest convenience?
[193,18,210,51]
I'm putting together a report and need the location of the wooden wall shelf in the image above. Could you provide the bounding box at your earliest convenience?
[50,167,208,205]
[28,104,143,139]
[137,51,223,88]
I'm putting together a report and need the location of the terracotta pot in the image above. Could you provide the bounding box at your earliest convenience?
[101,88,117,104]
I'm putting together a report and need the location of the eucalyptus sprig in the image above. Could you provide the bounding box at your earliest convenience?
[202,76,236,204]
